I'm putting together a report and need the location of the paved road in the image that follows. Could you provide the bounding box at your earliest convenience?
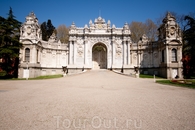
[0,70,195,130]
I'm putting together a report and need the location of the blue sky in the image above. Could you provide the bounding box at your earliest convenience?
[0,0,194,28]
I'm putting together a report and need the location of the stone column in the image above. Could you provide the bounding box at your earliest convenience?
[166,47,169,63]
[37,49,40,63]
[112,40,115,66]
[84,40,88,65]
[178,46,182,79]
[137,52,140,67]
[73,41,76,65]
[68,41,72,64]
[169,48,172,63]
[127,41,130,65]
[123,40,127,65]
[138,52,141,67]
[130,52,132,65]
[39,49,41,64]
[22,49,24,63]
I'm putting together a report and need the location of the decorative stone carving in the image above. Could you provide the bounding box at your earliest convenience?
[158,12,182,44]
[141,34,149,43]
[77,37,83,44]
[77,41,83,57]
[48,32,57,42]
[27,26,32,35]
[69,22,77,34]
[123,22,130,34]
[116,37,122,44]
[133,53,137,59]
[116,43,122,56]
[20,12,41,42]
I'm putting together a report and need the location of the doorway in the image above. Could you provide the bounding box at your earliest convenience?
[92,43,107,69]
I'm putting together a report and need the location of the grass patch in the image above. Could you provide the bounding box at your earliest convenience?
[139,74,164,79]
[29,74,63,80]
[0,74,63,80]
[156,79,195,89]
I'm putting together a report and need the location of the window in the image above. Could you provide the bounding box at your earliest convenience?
[25,48,30,62]
[171,49,177,62]
[162,50,164,62]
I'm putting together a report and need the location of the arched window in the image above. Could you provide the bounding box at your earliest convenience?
[25,48,30,62]
[171,49,177,62]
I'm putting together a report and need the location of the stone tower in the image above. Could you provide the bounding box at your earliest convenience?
[158,12,183,79]
[19,12,42,78]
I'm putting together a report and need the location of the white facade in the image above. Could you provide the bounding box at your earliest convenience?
[18,12,183,79]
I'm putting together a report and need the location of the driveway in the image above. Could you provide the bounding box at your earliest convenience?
[0,70,195,129]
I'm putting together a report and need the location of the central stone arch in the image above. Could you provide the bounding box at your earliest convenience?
[92,43,107,69]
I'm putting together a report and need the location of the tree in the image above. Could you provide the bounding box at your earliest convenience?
[40,19,55,41]
[47,19,55,38]
[129,19,157,43]
[145,19,158,41]
[0,7,22,78]
[41,22,47,41]
[182,16,195,78]
[56,25,69,43]
[129,21,146,43]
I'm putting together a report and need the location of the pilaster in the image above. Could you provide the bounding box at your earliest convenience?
[112,38,115,66]
[123,40,127,65]
[73,41,76,65]
[84,39,88,65]
[68,41,72,64]
[127,41,130,65]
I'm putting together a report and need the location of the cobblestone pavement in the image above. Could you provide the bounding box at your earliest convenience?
[0,70,195,130]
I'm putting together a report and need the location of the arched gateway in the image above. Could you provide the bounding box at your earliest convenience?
[68,16,132,71]
[92,43,107,69]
